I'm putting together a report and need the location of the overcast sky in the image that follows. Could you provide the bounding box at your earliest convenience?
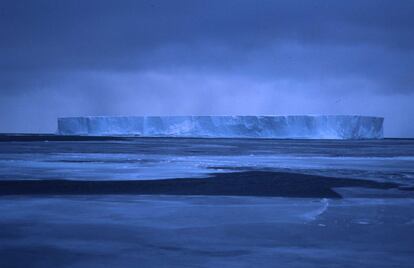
[1,0,413,137]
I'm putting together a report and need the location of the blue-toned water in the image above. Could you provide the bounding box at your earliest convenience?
[0,137,413,267]
[1,138,414,182]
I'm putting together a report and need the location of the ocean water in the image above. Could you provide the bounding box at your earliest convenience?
[1,138,414,183]
[0,137,413,267]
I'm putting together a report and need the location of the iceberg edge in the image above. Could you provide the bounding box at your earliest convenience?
[57,115,384,140]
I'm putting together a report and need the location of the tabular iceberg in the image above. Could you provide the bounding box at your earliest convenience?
[57,115,384,139]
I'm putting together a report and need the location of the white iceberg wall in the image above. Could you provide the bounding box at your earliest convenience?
[57,115,384,139]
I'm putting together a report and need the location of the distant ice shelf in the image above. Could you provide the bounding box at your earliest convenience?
[57,115,384,139]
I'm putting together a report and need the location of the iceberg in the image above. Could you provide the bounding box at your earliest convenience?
[57,115,384,139]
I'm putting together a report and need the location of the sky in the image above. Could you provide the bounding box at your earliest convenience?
[0,0,413,137]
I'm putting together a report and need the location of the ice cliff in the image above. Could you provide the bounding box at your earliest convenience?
[57,115,384,139]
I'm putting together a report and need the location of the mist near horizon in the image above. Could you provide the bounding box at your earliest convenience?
[1,0,413,137]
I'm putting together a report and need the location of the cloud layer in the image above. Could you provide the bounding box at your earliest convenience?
[1,0,413,136]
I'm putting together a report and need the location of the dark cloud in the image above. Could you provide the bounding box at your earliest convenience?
[2,0,413,69]
[0,0,413,136]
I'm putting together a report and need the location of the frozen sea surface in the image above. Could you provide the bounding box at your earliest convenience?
[1,138,414,184]
[0,137,413,267]
[0,196,413,268]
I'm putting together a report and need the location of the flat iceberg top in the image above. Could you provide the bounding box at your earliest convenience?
[57,115,384,139]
